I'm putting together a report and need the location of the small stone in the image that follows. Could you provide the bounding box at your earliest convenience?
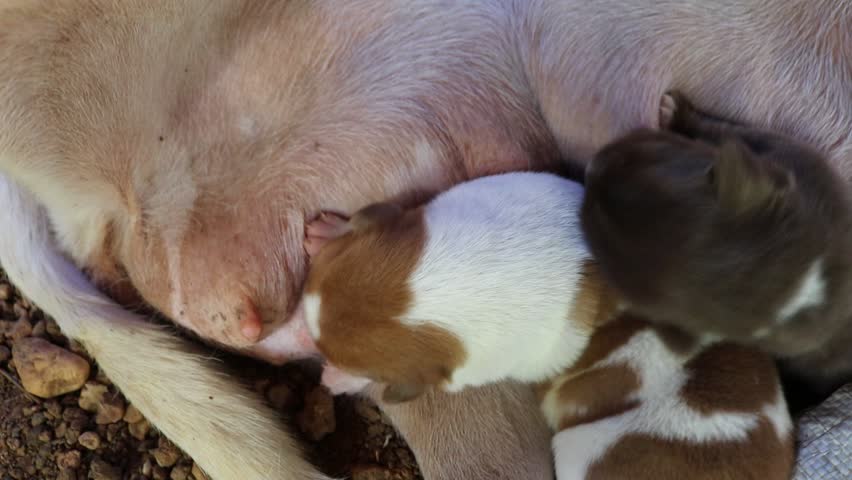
[297,386,336,441]
[142,459,153,476]
[123,404,144,424]
[88,458,122,480]
[0,345,9,362]
[78,431,101,450]
[9,318,32,341]
[105,423,122,443]
[191,463,209,480]
[45,400,63,419]
[38,429,53,442]
[266,384,295,410]
[30,412,46,426]
[12,337,91,398]
[0,283,11,301]
[351,465,394,480]
[30,320,46,337]
[46,317,62,337]
[79,382,125,424]
[58,469,76,480]
[128,419,150,440]
[170,464,191,480]
[151,438,181,468]
[152,466,169,480]
[56,450,82,470]
[12,302,29,319]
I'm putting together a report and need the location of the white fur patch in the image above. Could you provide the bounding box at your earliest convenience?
[303,293,322,340]
[776,258,826,323]
[402,172,593,390]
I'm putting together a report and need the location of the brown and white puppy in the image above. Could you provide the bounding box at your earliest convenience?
[2,1,851,478]
[305,172,794,479]
[303,172,593,402]
[581,93,852,395]
[540,313,794,480]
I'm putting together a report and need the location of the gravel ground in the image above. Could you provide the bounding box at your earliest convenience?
[0,272,422,480]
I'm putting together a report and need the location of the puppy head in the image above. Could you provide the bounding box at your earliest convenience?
[304,202,467,404]
[581,128,838,339]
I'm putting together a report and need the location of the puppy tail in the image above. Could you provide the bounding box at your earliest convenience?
[0,172,335,480]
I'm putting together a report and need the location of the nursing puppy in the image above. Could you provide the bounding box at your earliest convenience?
[2,1,852,478]
[303,172,593,400]
[541,315,794,480]
[304,172,794,479]
[581,93,852,395]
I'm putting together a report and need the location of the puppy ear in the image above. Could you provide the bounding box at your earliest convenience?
[713,138,794,215]
[382,382,428,404]
[350,202,404,232]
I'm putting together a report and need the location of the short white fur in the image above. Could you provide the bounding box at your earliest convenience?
[404,172,593,390]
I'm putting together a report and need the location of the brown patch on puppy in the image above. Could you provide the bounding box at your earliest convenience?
[586,419,795,480]
[567,313,649,372]
[680,342,782,415]
[305,202,467,403]
[568,260,621,333]
[555,364,641,430]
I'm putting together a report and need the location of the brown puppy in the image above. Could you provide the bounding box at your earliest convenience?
[582,93,852,396]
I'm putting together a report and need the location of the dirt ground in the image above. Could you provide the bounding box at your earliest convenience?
[0,272,422,480]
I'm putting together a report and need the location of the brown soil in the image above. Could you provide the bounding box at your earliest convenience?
[0,272,422,480]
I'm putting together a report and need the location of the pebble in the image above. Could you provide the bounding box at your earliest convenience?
[191,463,209,480]
[79,382,126,424]
[30,320,46,337]
[78,431,101,450]
[56,450,82,470]
[170,464,191,480]
[88,458,122,480]
[152,465,169,480]
[11,337,91,398]
[123,404,144,424]
[0,345,10,362]
[12,303,29,321]
[297,386,336,441]
[30,412,46,427]
[0,283,11,301]
[8,318,32,341]
[142,459,153,476]
[128,419,151,441]
[151,438,182,468]
[46,317,63,337]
